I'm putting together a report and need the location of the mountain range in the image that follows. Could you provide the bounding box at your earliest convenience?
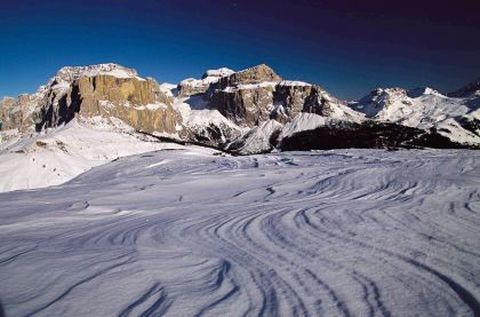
[0,63,479,191]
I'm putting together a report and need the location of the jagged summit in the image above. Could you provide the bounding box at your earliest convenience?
[178,64,282,98]
[353,86,446,117]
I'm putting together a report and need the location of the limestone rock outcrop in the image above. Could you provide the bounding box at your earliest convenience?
[207,81,277,126]
[215,64,282,87]
[30,64,181,136]
[0,93,43,132]
[205,65,359,127]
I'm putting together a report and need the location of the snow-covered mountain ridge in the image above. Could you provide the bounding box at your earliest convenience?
[0,63,479,190]
[2,62,478,153]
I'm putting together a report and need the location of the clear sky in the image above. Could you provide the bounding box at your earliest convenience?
[1,0,479,99]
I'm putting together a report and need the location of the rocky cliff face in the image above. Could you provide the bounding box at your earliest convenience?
[10,64,182,136]
[205,64,281,127]
[216,64,281,87]
[0,97,22,131]
[205,64,359,129]
[0,93,44,132]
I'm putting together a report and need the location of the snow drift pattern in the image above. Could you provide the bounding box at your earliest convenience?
[0,149,479,316]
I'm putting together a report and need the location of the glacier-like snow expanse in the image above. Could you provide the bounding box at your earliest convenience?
[0,149,479,316]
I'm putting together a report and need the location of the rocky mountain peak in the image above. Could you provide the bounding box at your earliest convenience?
[360,86,443,105]
[2,63,178,135]
[364,87,408,103]
[223,64,282,86]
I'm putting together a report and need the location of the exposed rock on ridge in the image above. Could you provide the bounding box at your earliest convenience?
[26,64,181,136]
[1,62,479,154]
[205,64,359,128]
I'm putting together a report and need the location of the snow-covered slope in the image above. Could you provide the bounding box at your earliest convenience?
[350,87,474,127]
[0,149,478,316]
[226,119,283,154]
[0,119,186,192]
[349,87,480,146]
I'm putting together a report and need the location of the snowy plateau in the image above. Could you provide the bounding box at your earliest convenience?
[0,64,479,316]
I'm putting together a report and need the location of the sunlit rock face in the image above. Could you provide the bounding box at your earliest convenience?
[2,64,182,136]
[205,64,358,128]
[67,75,180,135]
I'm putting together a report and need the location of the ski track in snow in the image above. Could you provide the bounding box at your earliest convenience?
[0,149,479,316]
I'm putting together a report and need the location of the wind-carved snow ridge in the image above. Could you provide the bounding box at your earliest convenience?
[0,149,479,316]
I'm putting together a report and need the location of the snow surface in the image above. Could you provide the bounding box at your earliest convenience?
[172,96,244,138]
[278,80,312,87]
[351,87,480,129]
[350,87,480,146]
[276,104,363,141]
[223,81,278,93]
[158,83,177,98]
[54,63,144,81]
[179,67,234,90]
[0,119,186,192]
[227,119,283,154]
[204,67,234,78]
[279,113,327,139]
[0,149,479,316]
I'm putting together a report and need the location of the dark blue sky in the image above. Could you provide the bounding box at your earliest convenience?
[1,0,479,99]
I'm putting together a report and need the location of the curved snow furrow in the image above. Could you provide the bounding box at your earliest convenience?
[0,245,39,267]
[262,208,393,316]
[168,204,385,315]
[175,209,302,316]
[298,206,479,316]
[0,149,479,316]
[118,283,171,317]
